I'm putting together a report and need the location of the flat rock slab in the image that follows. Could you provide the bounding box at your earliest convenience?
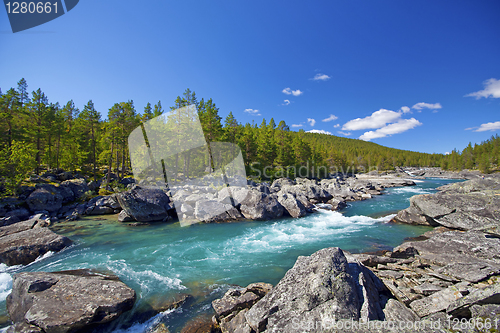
[393,230,500,268]
[7,270,136,333]
[447,284,500,318]
[0,227,72,266]
[409,285,463,317]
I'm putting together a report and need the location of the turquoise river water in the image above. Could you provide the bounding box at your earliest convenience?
[0,178,461,332]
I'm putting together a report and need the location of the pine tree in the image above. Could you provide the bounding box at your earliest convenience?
[80,100,101,180]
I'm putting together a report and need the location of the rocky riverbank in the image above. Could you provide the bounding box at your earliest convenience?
[0,168,481,332]
[212,173,500,332]
[6,269,136,333]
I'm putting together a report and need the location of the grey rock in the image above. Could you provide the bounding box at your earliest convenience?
[0,215,20,227]
[60,178,89,201]
[26,187,63,213]
[392,231,500,268]
[240,191,284,220]
[244,248,386,333]
[437,262,500,283]
[447,283,500,318]
[87,180,101,192]
[6,270,136,333]
[276,190,306,218]
[377,270,404,280]
[413,283,444,296]
[350,254,397,267]
[383,298,419,323]
[194,200,243,223]
[409,285,463,317]
[86,195,121,215]
[392,176,500,231]
[117,186,172,222]
[220,308,253,333]
[213,288,260,318]
[5,208,30,221]
[469,304,500,321]
[0,226,72,266]
[118,210,134,222]
[218,187,249,208]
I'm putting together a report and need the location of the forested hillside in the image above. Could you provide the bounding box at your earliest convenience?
[0,79,497,195]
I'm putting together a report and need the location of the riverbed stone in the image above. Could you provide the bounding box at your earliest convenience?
[239,191,284,220]
[117,186,172,222]
[409,285,463,318]
[276,190,306,218]
[0,227,72,266]
[6,270,136,333]
[26,187,63,213]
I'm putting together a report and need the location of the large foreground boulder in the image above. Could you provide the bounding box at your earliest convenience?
[117,186,173,222]
[7,269,136,333]
[224,247,387,332]
[0,215,72,266]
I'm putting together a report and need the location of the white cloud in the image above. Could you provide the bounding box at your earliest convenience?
[412,102,442,110]
[445,152,450,155]
[283,99,290,105]
[312,73,331,81]
[400,106,411,114]
[359,118,422,141]
[334,124,340,128]
[466,78,500,99]
[307,118,316,126]
[322,114,338,122]
[307,129,332,135]
[338,131,351,136]
[342,109,402,131]
[282,87,303,96]
[466,121,500,132]
[291,124,303,128]
[244,108,261,116]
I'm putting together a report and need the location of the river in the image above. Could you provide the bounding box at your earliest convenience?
[0,177,461,332]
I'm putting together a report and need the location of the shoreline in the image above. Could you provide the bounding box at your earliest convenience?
[211,172,500,333]
[0,170,484,330]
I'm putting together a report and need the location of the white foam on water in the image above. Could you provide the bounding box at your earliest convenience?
[390,187,431,195]
[377,214,397,222]
[106,260,186,294]
[224,210,380,254]
[0,271,13,301]
[112,308,178,333]
[34,251,55,263]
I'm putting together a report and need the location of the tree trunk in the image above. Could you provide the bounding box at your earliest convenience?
[106,141,114,191]
[121,144,125,179]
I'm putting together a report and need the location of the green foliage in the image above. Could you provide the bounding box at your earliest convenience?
[0,141,37,196]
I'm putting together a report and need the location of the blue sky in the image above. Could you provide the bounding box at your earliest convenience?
[1,0,499,154]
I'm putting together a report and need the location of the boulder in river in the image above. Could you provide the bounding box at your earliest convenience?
[239,191,284,220]
[238,247,386,332]
[276,190,306,218]
[117,185,173,222]
[7,269,136,333]
[0,214,72,266]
